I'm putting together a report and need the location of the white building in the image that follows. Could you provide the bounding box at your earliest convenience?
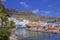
[8,17,30,28]
[17,19,30,28]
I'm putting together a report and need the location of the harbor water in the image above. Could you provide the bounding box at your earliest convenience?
[15,28,60,40]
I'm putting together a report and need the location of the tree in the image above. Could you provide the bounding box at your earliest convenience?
[0,1,9,27]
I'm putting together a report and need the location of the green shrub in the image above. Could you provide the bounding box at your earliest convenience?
[7,21,15,28]
[0,28,11,40]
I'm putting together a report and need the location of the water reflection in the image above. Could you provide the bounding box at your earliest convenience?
[15,29,60,40]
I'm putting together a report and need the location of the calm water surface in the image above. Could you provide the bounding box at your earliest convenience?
[15,29,60,40]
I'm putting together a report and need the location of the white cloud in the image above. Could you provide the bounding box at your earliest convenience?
[44,11,50,14]
[40,10,50,16]
[57,8,60,10]
[32,9,39,13]
[40,10,50,14]
[48,5,52,7]
[48,4,56,8]
[20,2,29,8]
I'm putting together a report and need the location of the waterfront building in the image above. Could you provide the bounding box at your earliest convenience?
[56,22,60,27]
[45,21,58,27]
[27,21,46,30]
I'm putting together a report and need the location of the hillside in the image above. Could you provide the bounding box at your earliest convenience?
[6,8,60,22]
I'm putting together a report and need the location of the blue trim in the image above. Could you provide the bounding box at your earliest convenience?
[47,21,55,23]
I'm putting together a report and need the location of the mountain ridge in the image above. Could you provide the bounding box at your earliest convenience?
[6,8,60,22]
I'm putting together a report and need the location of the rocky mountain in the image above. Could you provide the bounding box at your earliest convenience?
[6,8,60,22]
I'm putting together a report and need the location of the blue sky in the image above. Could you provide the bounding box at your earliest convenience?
[3,0,60,18]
